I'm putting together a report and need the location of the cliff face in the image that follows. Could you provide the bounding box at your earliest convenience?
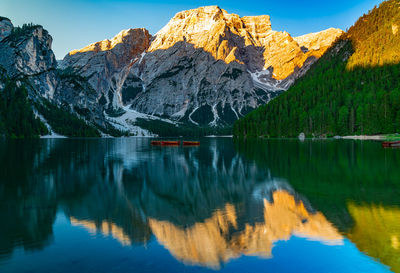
[294,28,346,57]
[0,18,109,128]
[59,28,152,109]
[146,6,342,80]
[61,6,343,127]
[0,19,57,98]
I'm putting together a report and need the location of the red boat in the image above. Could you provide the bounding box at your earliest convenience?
[161,141,180,146]
[382,141,400,148]
[183,141,200,146]
[151,141,162,146]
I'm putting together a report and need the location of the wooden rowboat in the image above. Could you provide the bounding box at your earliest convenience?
[151,141,162,146]
[161,141,180,146]
[183,141,200,146]
[382,141,400,148]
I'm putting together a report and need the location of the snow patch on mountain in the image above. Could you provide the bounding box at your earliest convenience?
[105,105,181,136]
[249,70,285,92]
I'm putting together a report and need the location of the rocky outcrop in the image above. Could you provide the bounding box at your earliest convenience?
[62,6,343,127]
[59,28,151,109]
[0,19,111,128]
[294,28,345,57]
[0,21,58,98]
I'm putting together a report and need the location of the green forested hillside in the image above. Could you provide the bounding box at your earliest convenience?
[0,79,48,138]
[35,100,101,138]
[234,0,400,137]
[0,77,100,138]
[347,0,400,69]
[134,118,232,137]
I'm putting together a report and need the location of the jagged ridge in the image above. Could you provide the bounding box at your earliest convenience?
[61,6,342,129]
[0,6,343,136]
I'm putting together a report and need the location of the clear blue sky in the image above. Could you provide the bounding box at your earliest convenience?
[1,0,384,59]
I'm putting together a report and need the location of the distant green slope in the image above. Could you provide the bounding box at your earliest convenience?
[0,79,48,138]
[234,0,400,137]
[0,77,101,138]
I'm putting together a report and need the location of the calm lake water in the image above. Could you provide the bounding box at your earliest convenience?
[0,138,399,273]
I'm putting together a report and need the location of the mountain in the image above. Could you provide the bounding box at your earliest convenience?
[0,18,130,137]
[58,28,151,113]
[60,6,342,131]
[0,19,57,96]
[234,0,400,138]
[0,7,342,137]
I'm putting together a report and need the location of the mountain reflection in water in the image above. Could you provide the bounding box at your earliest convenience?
[0,138,398,272]
[69,188,342,269]
[148,190,342,269]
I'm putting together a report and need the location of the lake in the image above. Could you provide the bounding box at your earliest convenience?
[0,138,399,273]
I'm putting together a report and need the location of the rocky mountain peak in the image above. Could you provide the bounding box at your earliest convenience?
[0,20,56,79]
[294,28,344,56]
[149,7,342,81]
[60,28,151,110]
[68,28,151,56]
[173,5,227,19]
[58,7,343,130]
[241,15,272,39]
[148,6,273,64]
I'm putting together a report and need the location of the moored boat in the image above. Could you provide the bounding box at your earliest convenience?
[183,141,200,146]
[161,141,180,146]
[151,141,162,146]
[382,141,400,148]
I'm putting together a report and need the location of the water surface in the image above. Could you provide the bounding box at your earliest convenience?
[0,138,399,272]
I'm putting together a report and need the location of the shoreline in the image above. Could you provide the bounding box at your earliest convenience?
[340,135,384,140]
[33,134,399,140]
